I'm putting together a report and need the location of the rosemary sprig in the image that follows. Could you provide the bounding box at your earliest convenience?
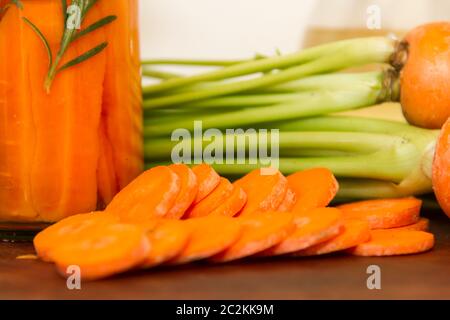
[61,0,67,26]
[11,0,23,9]
[1,0,22,20]
[21,0,116,93]
[22,17,53,68]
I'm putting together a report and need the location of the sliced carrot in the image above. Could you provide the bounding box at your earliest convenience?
[394,218,429,232]
[287,168,339,213]
[234,169,288,216]
[170,216,242,265]
[166,164,198,219]
[277,188,297,212]
[295,219,371,256]
[141,219,190,268]
[209,186,247,217]
[349,229,434,256]
[338,197,422,229]
[184,178,234,218]
[106,166,181,223]
[53,223,150,281]
[33,212,118,262]
[192,164,221,203]
[432,118,450,218]
[211,212,295,263]
[261,208,344,256]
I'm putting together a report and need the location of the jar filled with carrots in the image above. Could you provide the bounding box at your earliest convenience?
[0,0,142,228]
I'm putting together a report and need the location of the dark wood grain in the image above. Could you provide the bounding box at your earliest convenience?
[1,211,449,300]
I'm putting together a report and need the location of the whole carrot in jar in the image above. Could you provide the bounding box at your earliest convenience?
[0,0,142,224]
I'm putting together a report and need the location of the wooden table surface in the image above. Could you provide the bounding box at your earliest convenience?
[1,210,449,300]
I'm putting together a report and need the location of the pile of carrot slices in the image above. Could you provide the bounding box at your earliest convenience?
[33,165,435,281]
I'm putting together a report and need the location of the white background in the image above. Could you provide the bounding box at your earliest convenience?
[139,0,449,60]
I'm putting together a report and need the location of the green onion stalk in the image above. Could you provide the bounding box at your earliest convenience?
[141,36,441,200]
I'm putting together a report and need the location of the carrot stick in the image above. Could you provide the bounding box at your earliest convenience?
[348,229,434,256]
[337,197,422,229]
[97,121,120,208]
[209,186,247,217]
[170,216,242,264]
[261,208,344,256]
[192,163,221,203]
[432,118,450,218]
[97,0,143,190]
[277,188,297,212]
[0,4,36,220]
[55,2,107,218]
[211,212,295,263]
[295,219,371,256]
[33,212,118,262]
[106,166,181,223]
[184,178,234,218]
[166,164,198,219]
[53,223,150,281]
[141,219,190,268]
[31,0,105,220]
[287,168,339,213]
[394,218,429,232]
[234,169,288,216]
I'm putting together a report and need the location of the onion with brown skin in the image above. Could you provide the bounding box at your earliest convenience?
[398,22,450,129]
[433,118,450,218]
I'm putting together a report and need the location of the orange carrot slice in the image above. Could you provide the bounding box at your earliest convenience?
[141,219,190,268]
[277,188,297,212]
[261,208,344,256]
[295,219,371,256]
[192,164,221,203]
[33,212,117,262]
[211,212,295,263]
[287,168,339,213]
[394,218,430,232]
[166,164,198,219]
[53,223,150,281]
[106,166,181,223]
[209,186,247,217]
[184,178,234,218]
[234,169,288,216]
[433,118,450,218]
[338,197,422,229]
[349,230,434,256]
[170,216,242,264]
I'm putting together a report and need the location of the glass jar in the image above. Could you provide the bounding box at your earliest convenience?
[0,0,142,238]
